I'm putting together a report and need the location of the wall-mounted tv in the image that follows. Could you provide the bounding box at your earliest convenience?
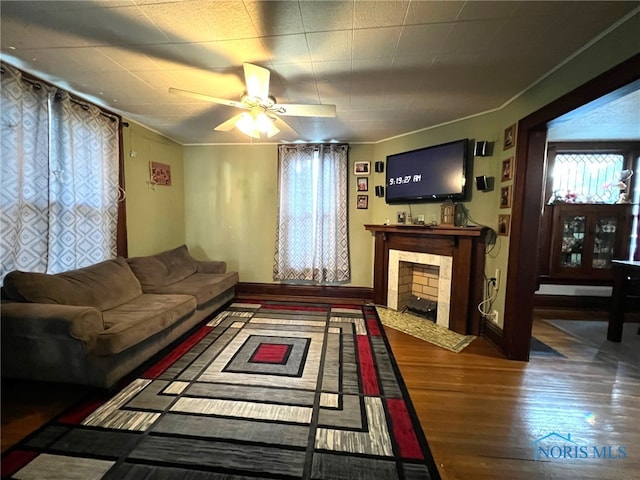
[385,138,470,204]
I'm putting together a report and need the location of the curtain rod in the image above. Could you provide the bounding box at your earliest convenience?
[279,143,349,149]
[1,62,121,123]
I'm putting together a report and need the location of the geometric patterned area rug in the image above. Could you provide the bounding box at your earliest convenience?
[375,306,476,353]
[1,302,441,479]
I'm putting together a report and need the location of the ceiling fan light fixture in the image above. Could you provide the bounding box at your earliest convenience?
[170,63,335,140]
[236,112,260,138]
[255,112,272,131]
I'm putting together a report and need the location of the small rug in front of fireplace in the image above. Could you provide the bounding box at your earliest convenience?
[375,306,476,353]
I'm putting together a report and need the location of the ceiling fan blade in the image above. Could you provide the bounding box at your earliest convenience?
[273,115,299,135]
[214,113,246,132]
[274,103,336,118]
[243,63,270,100]
[264,120,280,138]
[169,87,247,109]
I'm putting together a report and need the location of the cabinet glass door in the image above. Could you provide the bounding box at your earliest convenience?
[560,215,585,268]
[593,216,618,269]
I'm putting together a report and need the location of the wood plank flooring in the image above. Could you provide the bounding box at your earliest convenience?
[2,311,639,480]
[384,312,640,480]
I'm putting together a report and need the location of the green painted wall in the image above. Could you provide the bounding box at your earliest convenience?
[371,115,509,324]
[128,11,638,328]
[183,143,376,286]
[123,122,186,257]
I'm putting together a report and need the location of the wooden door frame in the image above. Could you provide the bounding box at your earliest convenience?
[502,53,640,361]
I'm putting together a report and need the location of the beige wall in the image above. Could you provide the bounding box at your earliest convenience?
[123,122,186,257]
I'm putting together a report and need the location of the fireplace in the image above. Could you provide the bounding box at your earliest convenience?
[387,250,452,329]
[365,224,487,335]
[398,262,439,320]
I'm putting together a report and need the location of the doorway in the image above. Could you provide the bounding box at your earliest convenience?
[501,54,640,361]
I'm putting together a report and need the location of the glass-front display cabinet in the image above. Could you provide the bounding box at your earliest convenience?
[549,204,632,281]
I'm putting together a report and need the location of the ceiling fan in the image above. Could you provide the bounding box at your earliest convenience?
[169,63,336,139]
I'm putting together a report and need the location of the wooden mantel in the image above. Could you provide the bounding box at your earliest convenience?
[365,224,488,335]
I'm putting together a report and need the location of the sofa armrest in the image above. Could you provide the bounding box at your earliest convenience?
[1,302,104,353]
[197,261,227,274]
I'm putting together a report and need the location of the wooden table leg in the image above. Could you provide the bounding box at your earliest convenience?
[607,263,625,342]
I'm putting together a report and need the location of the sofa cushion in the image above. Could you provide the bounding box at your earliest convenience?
[145,272,239,308]
[3,257,142,311]
[96,294,196,356]
[127,245,199,290]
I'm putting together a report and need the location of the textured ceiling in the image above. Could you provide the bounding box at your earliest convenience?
[1,0,638,145]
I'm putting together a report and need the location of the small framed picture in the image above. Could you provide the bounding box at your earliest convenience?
[501,156,514,182]
[357,194,368,209]
[500,185,512,209]
[150,161,171,186]
[354,161,370,175]
[498,214,511,236]
[396,211,406,224]
[357,177,369,191]
[503,123,516,150]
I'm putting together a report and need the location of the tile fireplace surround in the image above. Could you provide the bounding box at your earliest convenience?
[365,224,488,335]
[387,250,452,329]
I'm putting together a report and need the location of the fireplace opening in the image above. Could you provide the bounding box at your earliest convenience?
[405,295,437,321]
[397,261,439,321]
[388,250,452,329]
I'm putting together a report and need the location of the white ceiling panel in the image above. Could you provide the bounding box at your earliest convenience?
[298,1,354,32]
[0,0,637,145]
[138,1,258,43]
[244,0,305,36]
[352,1,409,29]
[261,34,312,65]
[306,30,353,63]
[405,1,463,24]
[353,27,402,60]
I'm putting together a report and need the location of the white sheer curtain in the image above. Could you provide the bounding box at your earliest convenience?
[273,144,350,283]
[0,64,120,282]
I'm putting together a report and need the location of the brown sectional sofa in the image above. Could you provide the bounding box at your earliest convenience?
[1,245,238,388]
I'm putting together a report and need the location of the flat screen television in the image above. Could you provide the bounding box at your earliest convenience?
[385,138,470,204]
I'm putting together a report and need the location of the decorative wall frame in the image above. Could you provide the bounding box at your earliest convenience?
[149,161,172,186]
[503,123,516,150]
[357,194,368,209]
[501,156,514,182]
[498,214,511,236]
[354,161,370,175]
[500,185,512,208]
[357,177,369,191]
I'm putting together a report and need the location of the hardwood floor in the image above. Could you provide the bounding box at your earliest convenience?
[385,311,640,480]
[2,309,639,480]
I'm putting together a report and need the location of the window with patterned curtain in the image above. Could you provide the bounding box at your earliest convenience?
[273,144,350,283]
[0,63,121,282]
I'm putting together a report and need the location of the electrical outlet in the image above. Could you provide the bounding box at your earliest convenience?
[494,268,501,291]
[490,310,499,324]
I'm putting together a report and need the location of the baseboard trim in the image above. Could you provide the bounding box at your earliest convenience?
[235,282,374,305]
[482,318,504,353]
[534,294,610,310]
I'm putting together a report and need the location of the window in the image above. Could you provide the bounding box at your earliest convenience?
[0,63,122,282]
[273,144,350,283]
[547,142,638,204]
[551,152,624,203]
